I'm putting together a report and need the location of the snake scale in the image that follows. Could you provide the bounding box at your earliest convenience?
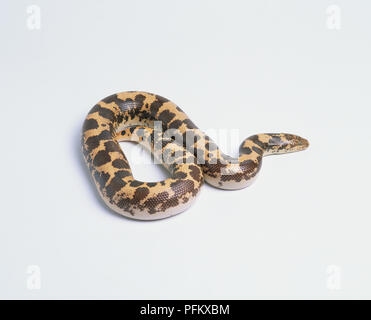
[82,91,309,220]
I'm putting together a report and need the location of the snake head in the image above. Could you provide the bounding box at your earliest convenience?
[265,133,309,155]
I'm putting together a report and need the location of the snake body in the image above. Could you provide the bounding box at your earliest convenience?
[82,91,309,220]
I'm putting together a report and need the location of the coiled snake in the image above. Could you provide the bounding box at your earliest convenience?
[82,91,309,220]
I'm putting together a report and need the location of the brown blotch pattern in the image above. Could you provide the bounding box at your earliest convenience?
[82,91,308,219]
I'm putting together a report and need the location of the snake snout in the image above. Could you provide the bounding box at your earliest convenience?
[293,135,309,151]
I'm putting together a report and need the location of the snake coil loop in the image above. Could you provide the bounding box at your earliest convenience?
[82,91,309,220]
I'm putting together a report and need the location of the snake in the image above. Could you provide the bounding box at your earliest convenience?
[81,91,309,220]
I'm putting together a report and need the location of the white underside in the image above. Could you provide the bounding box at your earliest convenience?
[205,174,259,190]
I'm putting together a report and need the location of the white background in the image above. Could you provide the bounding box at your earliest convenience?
[1,0,370,299]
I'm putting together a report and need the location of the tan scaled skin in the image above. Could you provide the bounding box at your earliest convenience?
[81,91,309,220]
